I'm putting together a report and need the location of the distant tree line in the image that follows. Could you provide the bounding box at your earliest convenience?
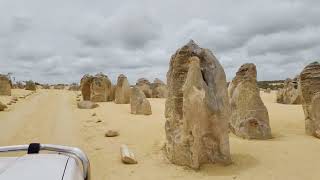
[257,80,285,90]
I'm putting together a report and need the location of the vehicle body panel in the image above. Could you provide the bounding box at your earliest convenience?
[0,154,83,180]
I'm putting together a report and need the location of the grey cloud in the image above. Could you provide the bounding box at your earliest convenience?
[247,27,320,56]
[0,0,320,83]
[76,6,162,50]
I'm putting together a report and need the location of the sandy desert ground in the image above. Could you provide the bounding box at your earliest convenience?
[1,89,320,180]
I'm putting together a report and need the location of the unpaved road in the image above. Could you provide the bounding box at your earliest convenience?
[1,90,320,180]
[0,90,80,146]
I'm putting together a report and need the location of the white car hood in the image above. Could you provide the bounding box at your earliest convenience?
[0,154,69,180]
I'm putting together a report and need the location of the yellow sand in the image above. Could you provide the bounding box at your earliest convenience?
[1,89,320,180]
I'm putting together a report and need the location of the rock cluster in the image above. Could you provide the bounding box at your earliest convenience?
[151,78,168,98]
[114,74,131,104]
[136,78,152,98]
[80,73,112,102]
[135,78,168,98]
[164,40,231,169]
[276,77,302,104]
[299,62,320,138]
[0,74,11,96]
[25,81,36,91]
[228,63,272,139]
[130,87,152,115]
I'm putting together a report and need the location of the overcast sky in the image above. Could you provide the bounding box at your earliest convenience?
[0,0,319,84]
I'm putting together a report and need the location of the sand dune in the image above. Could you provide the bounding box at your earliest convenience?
[1,89,320,180]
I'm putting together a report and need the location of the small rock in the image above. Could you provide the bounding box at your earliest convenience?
[7,102,12,105]
[105,130,119,137]
[77,101,99,109]
[120,144,137,164]
[92,113,96,116]
[96,120,102,123]
[12,97,18,101]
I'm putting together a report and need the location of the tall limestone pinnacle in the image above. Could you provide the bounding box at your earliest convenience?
[299,61,320,138]
[228,63,272,139]
[164,40,231,169]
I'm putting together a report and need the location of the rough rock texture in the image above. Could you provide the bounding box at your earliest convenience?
[108,85,115,101]
[25,81,36,91]
[299,62,320,138]
[151,78,168,98]
[228,63,272,139]
[91,73,112,102]
[80,74,93,101]
[77,101,99,109]
[80,73,112,102]
[0,75,11,96]
[276,78,302,104]
[164,40,231,169]
[115,74,131,104]
[136,78,152,98]
[0,101,7,111]
[130,87,152,115]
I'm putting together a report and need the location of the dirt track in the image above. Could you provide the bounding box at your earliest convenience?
[0,90,80,146]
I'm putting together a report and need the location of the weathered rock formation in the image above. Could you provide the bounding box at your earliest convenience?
[25,81,36,91]
[276,78,301,104]
[108,85,115,101]
[130,87,152,115]
[164,40,231,169]
[0,75,11,96]
[91,73,112,102]
[228,63,271,139]
[136,78,152,98]
[151,78,168,98]
[299,62,320,138]
[80,74,92,101]
[80,73,112,102]
[115,74,131,104]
